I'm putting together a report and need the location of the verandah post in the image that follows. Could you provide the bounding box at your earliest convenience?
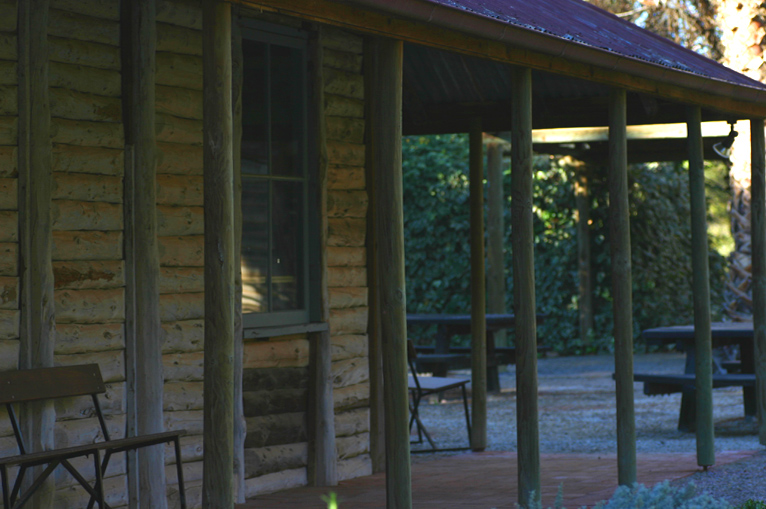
[687,106,715,466]
[469,117,488,450]
[750,117,766,445]
[511,66,541,507]
[609,88,637,486]
[372,37,412,509]
[202,0,235,506]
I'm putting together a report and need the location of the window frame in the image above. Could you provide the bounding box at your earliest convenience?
[240,20,319,330]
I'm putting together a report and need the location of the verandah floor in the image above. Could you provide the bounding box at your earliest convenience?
[238,450,756,508]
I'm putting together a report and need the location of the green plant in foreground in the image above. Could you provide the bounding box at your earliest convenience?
[737,501,766,509]
[321,491,338,509]
[517,482,732,509]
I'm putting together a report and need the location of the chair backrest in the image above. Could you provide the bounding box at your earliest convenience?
[0,364,109,455]
[0,364,105,405]
[406,340,422,390]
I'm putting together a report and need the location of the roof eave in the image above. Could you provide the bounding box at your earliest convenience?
[349,0,766,117]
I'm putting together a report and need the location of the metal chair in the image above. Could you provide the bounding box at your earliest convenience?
[407,340,472,452]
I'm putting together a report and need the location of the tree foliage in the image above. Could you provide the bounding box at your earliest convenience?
[403,134,727,353]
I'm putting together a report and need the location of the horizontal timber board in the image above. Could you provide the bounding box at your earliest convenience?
[0,146,15,177]
[50,87,122,122]
[50,0,120,21]
[0,178,16,209]
[162,319,204,353]
[51,118,124,148]
[52,199,122,231]
[52,231,123,261]
[53,172,122,202]
[157,142,203,175]
[0,211,17,242]
[53,260,125,290]
[0,243,17,276]
[0,309,18,340]
[50,62,121,97]
[157,23,202,55]
[49,36,120,70]
[54,287,125,323]
[159,235,204,266]
[156,174,203,206]
[48,9,120,46]
[55,322,125,354]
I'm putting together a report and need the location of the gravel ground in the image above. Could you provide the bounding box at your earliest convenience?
[410,352,766,506]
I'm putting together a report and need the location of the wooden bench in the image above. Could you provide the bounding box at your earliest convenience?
[0,364,187,509]
[634,372,755,431]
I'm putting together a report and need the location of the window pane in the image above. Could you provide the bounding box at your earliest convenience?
[241,40,269,176]
[271,180,304,311]
[270,45,305,178]
[241,178,270,313]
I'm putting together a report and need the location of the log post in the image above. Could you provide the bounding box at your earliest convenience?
[231,7,246,502]
[308,24,338,487]
[122,0,167,505]
[687,106,714,466]
[511,66,540,507]
[751,117,766,445]
[574,162,593,347]
[202,1,235,507]
[487,140,507,348]
[371,37,412,509]
[470,117,488,449]
[365,36,386,474]
[609,88,636,486]
[18,0,56,506]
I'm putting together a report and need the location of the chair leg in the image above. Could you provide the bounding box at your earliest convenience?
[1,466,9,509]
[174,438,187,509]
[461,384,472,445]
[93,451,105,509]
[409,393,437,450]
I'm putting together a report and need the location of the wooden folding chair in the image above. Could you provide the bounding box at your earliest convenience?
[407,340,471,452]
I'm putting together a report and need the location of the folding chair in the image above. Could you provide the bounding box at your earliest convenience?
[407,340,471,452]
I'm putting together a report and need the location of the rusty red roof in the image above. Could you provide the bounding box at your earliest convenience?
[411,0,766,90]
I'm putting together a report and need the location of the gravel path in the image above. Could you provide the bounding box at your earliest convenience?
[410,352,765,506]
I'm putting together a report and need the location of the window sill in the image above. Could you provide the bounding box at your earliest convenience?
[243,321,329,340]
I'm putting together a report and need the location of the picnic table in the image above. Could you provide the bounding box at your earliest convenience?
[406,313,546,392]
[639,321,755,431]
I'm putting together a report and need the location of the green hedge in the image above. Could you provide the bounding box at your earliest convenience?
[402,134,727,353]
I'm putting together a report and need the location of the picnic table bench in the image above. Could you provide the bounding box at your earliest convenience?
[406,313,547,392]
[637,322,755,431]
[0,364,187,509]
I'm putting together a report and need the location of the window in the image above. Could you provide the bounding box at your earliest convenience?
[240,22,315,328]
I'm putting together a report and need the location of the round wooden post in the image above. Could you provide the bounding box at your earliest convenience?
[574,163,593,347]
[365,36,387,474]
[202,1,235,507]
[750,118,766,445]
[511,66,540,507]
[687,106,715,466]
[308,25,338,488]
[609,88,637,486]
[372,37,412,509]
[470,117,488,450]
[487,141,508,348]
[231,8,247,501]
[123,0,168,503]
[18,0,55,505]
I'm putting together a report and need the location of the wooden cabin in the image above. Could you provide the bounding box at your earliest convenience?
[2,0,766,508]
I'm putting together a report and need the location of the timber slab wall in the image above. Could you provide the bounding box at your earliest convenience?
[0,2,374,507]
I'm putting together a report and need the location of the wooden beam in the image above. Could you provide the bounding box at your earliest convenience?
[751,117,766,445]
[371,37,412,509]
[486,141,507,348]
[687,106,715,467]
[365,35,386,474]
[469,117,488,447]
[609,88,637,486]
[511,66,541,507]
[202,1,235,507]
[308,24,338,488]
[234,0,766,119]
[573,162,593,346]
[231,6,246,502]
[122,0,167,504]
[17,0,56,505]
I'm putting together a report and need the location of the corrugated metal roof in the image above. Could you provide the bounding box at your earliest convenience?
[422,0,766,90]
